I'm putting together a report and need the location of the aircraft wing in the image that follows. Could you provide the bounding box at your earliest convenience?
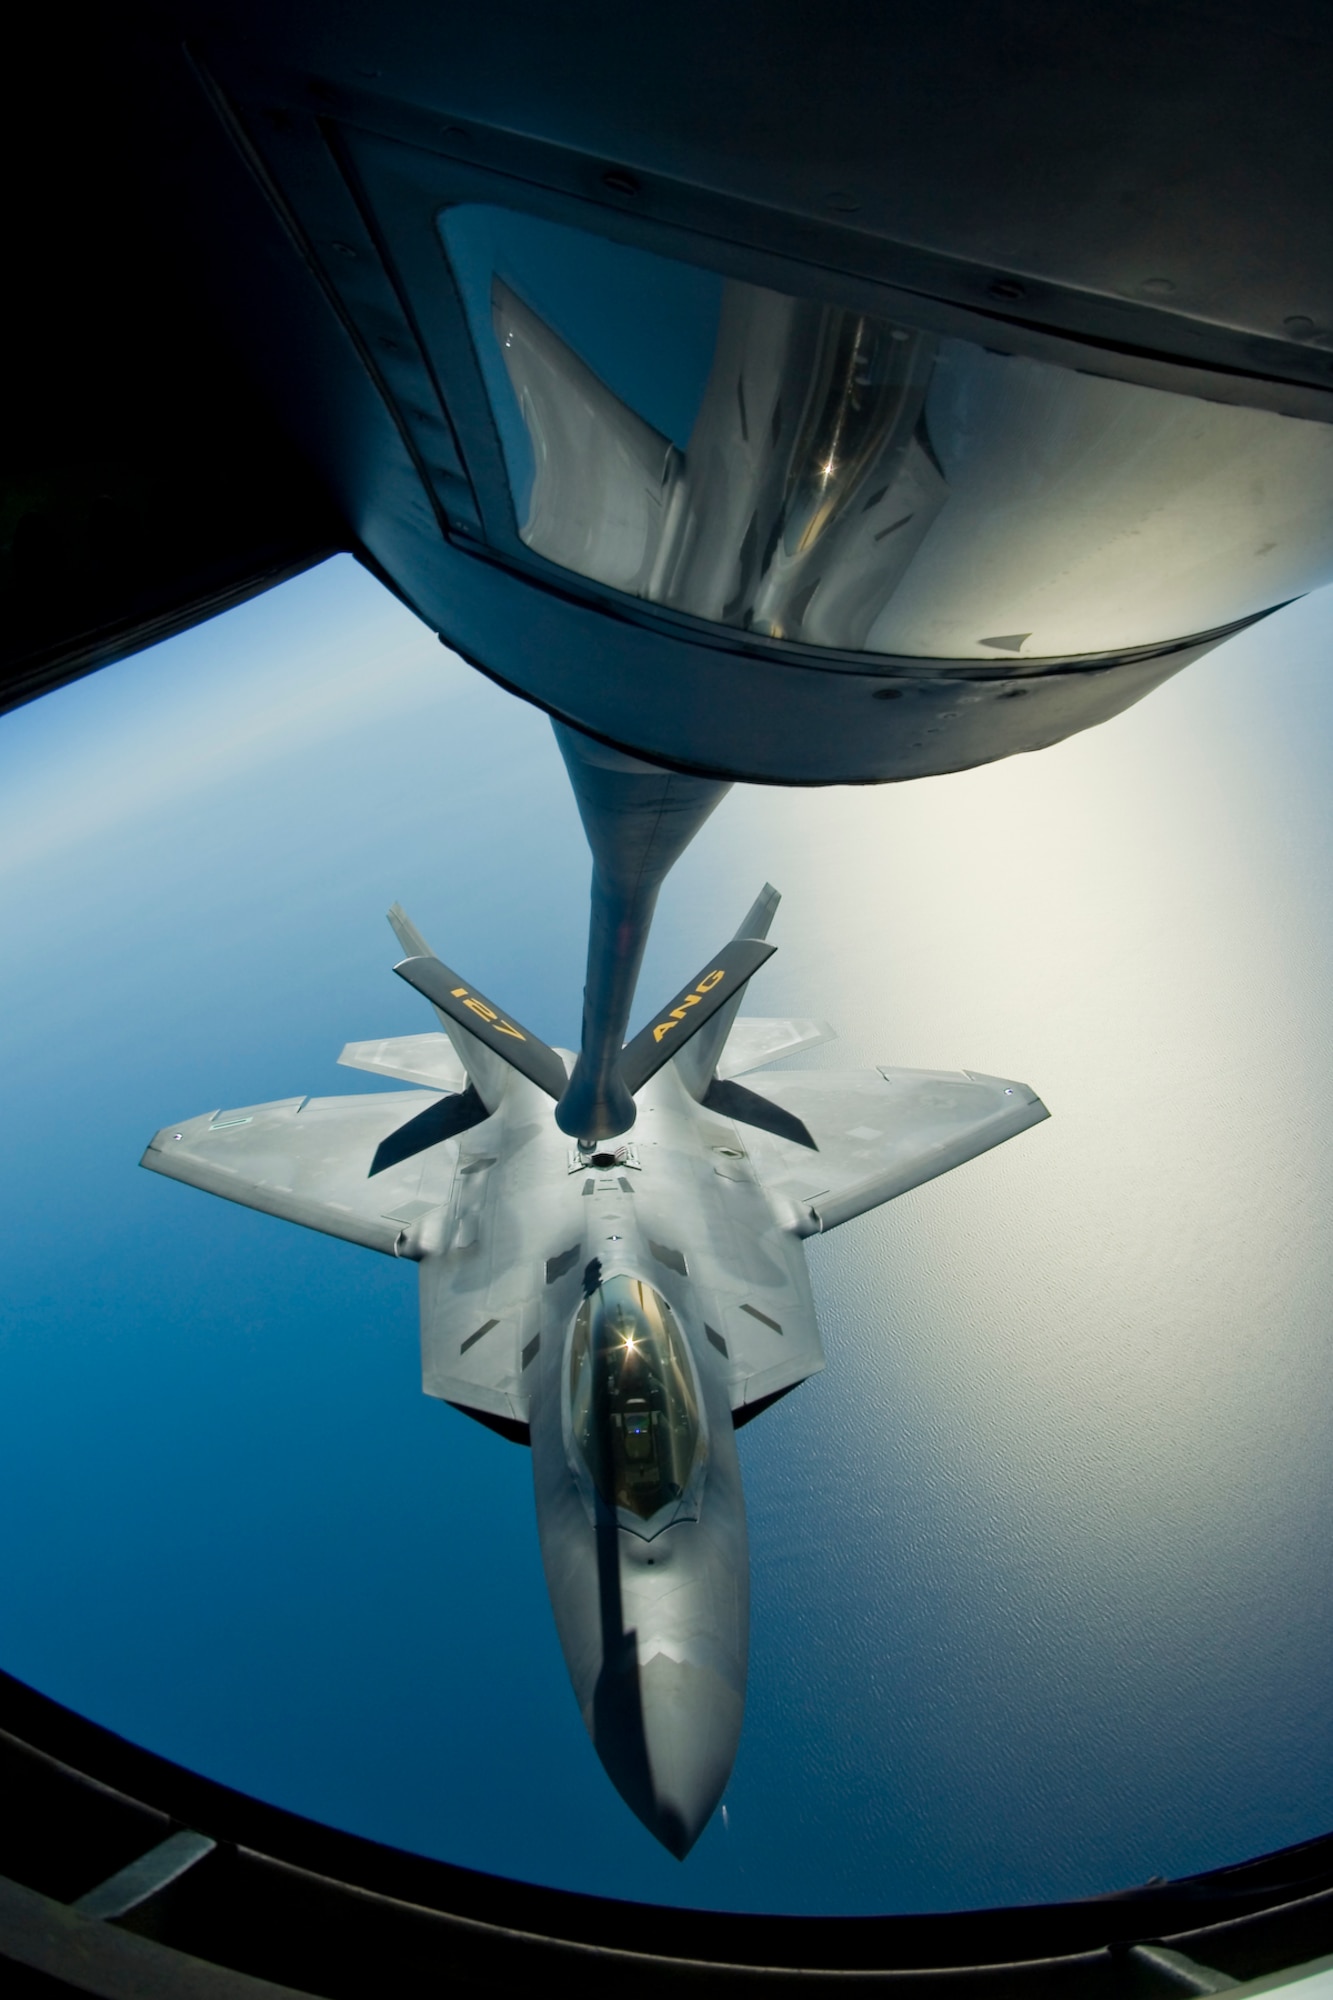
[418,1258,541,1433]
[733,1067,1048,1231]
[338,1033,467,1092]
[140,1088,487,1255]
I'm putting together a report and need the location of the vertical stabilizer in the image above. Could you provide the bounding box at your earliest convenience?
[673,885,781,1101]
[386,904,510,1111]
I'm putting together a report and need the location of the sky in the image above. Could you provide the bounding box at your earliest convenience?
[1,554,1332,1914]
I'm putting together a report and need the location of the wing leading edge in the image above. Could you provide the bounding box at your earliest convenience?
[140,1088,488,1255]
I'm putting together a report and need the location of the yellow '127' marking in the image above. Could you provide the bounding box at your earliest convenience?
[449,985,526,1041]
[651,968,725,1043]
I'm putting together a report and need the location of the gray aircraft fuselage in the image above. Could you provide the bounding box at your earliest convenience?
[338,1025,824,1858]
[460,1060,774,1858]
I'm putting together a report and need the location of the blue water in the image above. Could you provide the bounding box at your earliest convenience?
[1,556,1331,1913]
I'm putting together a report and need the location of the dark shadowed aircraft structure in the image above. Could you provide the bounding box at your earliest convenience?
[6,3,1333,791]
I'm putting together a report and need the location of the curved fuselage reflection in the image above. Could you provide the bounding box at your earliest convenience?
[475,217,1333,665]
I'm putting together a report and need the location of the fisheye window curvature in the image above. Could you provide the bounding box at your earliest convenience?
[567,1277,701,1522]
[441,204,1333,664]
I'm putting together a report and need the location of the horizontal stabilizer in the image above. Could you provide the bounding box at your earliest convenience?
[620,936,777,1096]
[717,1017,836,1078]
[338,1034,468,1092]
[394,955,568,1101]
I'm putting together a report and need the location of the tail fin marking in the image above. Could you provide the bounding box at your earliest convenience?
[672,883,781,1101]
[387,905,566,1109]
[394,954,568,1102]
[620,934,776,1097]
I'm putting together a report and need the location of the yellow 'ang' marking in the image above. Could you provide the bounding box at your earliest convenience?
[651,967,726,1043]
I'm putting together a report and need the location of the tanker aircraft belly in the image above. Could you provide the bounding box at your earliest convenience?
[141,891,1047,1856]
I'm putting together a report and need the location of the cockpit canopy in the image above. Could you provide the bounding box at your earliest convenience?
[568,1277,702,1523]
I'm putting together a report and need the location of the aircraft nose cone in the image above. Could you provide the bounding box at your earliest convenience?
[592,1651,744,1858]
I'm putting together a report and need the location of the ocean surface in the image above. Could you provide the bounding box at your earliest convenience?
[1,556,1330,1914]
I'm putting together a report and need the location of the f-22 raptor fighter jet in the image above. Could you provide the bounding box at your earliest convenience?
[142,882,1047,1857]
